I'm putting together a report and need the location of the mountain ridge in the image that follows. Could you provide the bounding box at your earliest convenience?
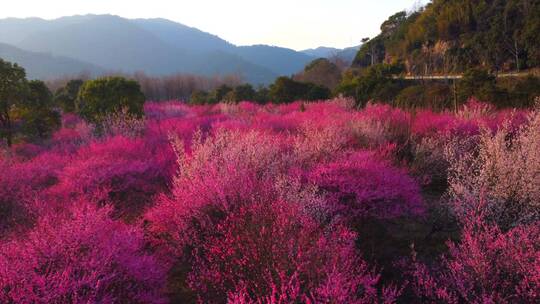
[301,45,361,64]
[0,42,106,79]
[0,14,321,83]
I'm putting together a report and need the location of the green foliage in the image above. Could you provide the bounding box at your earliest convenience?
[335,64,405,106]
[495,75,540,108]
[354,36,386,68]
[189,84,259,105]
[353,0,540,74]
[457,69,497,102]
[338,63,539,110]
[211,85,233,104]
[0,60,61,145]
[269,77,301,103]
[230,84,256,102]
[0,59,27,146]
[189,90,210,105]
[395,85,425,110]
[19,80,61,140]
[54,79,84,113]
[353,11,417,68]
[76,77,145,124]
[269,76,330,103]
[294,58,342,89]
[254,86,270,104]
[396,83,451,110]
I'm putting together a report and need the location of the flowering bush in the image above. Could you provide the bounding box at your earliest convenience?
[100,107,147,138]
[0,99,537,303]
[352,103,412,149]
[307,151,424,220]
[190,200,402,303]
[54,136,174,218]
[293,122,352,165]
[0,203,167,303]
[145,129,292,256]
[445,105,540,228]
[0,151,66,235]
[409,215,540,304]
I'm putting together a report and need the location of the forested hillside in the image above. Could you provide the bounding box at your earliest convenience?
[354,0,540,74]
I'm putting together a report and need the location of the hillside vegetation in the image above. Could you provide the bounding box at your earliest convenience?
[354,0,540,74]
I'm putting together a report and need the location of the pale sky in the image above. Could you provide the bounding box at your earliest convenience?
[1,0,429,50]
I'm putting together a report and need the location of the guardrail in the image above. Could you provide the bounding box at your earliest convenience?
[396,72,533,80]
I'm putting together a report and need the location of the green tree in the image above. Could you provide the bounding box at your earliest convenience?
[294,58,342,89]
[211,85,233,103]
[0,59,27,146]
[304,83,331,101]
[352,0,540,75]
[20,80,61,140]
[268,77,329,103]
[54,79,84,112]
[269,77,304,103]
[190,90,210,105]
[457,68,496,102]
[254,86,270,104]
[76,77,145,124]
[335,64,405,106]
[395,83,451,110]
[232,84,256,102]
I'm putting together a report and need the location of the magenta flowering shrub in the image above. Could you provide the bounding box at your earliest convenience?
[409,215,540,304]
[54,135,175,218]
[10,143,46,159]
[307,151,424,219]
[145,129,293,256]
[0,151,66,234]
[0,202,167,303]
[1,99,537,303]
[188,200,400,303]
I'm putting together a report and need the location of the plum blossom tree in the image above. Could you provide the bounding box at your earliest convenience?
[0,203,167,303]
[408,214,540,303]
[307,151,425,220]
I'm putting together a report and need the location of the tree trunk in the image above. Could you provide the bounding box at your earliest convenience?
[5,116,12,147]
[0,110,13,147]
[514,40,520,72]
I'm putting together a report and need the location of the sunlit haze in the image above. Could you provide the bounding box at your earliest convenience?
[1,0,428,50]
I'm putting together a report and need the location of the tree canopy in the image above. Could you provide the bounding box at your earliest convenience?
[0,59,60,146]
[353,0,540,74]
[0,59,27,146]
[76,77,145,124]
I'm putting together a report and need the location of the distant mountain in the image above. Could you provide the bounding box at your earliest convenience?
[15,15,191,74]
[0,15,320,84]
[131,18,235,52]
[131,19,314,76]
[301,45,360,64]
[301,47,341,58]
[0,42,105,79]
[235,45,314,76]
[336,46,362,63]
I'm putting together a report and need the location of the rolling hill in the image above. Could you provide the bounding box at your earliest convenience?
[0,15,319,84]
[301,45,361,64]
[0,42,105,79]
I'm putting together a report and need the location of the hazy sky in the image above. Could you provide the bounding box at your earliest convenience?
[1,0,429,50]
